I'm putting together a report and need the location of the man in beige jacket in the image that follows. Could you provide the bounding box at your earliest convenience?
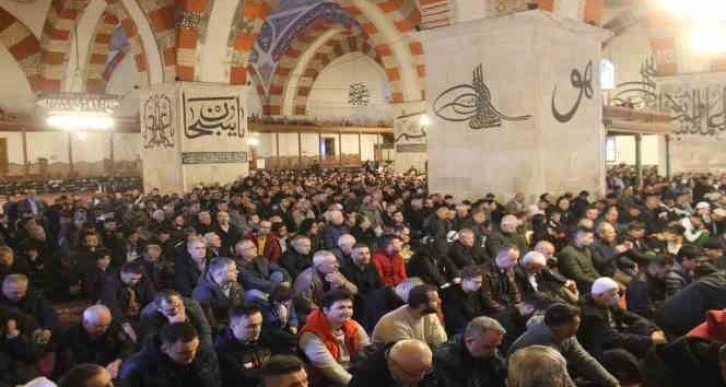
[372,284,447,346]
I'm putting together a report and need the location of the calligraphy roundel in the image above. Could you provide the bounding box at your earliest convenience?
[142,94,175,149]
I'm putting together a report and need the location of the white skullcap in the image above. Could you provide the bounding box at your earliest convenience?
[22,377,57,387]
[522,251,546,266]
[696,202,711,210]
[591,277,619,295]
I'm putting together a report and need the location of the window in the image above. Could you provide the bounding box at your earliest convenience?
[606,137,616,163]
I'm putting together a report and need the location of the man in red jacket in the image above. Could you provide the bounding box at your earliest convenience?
[373,235,407,287]
[246,220,282,263]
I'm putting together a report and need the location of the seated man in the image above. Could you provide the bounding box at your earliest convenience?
[192,257,244,330]
[235,240,290,293]
[339,243,382,322]
[259,355,309,387]
[665,244,703,297]
[0,274,57,345]
[119,322,221,387]
[100,261,156,343]
[482,245,522,311]
[279,236,313,280]
[58,363,114,387]
[0,304,43,385]
[434,316,507,387]
[507,345,570,387]
[245,220,282,263]
[449,228,488,270]
[361,277,423,332]
[293,250,358,319]
[442,265,499,334]
[81,249,112,301]
[372,284,447,346]
[559,227,600,293]
[349,339,436,387]
[372,235,408,287]
[140,290,213,349]
[246,284,299,344]
[331,234,356,268]
[299,289,369,386]
[215,305,279,386]
[174,237,208,297]
[579,278,665,380]
[509,303,619,387]
[54,305,134,378]
[656,271,726,338]
[626,254,671,319]
[514,251,579,305]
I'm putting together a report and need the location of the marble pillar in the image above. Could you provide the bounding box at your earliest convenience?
[139,82,250,193]
[419,10,609,201]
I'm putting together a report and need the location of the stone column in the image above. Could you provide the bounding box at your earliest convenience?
[419,10,609,201]
[139,82,250,193]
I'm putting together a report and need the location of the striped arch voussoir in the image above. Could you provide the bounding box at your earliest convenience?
[105,0,150,86]
[0,8,42,91]
[292,34,381,115]
[228,0,272,85]
[85,10,118,93]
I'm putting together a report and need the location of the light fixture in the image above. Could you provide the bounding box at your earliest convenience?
[246,136,260,147]
[37,92,119,131]
[690,24,726,54]
[660,0,726,23]
[419,114,430,126]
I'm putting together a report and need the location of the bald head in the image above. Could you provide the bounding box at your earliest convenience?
[82,305,112,338]
[388,340,433,385]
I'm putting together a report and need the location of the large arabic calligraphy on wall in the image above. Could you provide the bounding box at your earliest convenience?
[611,56,726,140]
[142,94,175,149]
[182,93,245,140]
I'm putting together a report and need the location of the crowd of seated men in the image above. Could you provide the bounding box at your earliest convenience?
[0,166,723,387]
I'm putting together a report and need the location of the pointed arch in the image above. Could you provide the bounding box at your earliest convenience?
[292,34,381,115]
[38,0,89,92]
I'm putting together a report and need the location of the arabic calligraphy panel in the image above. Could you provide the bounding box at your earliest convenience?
[181,152,249,164]
[183,94,245,140]
[142,93,175,149]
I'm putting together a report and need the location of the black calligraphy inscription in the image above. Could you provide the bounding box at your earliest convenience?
[551,60,594,123]
[183,93,245,139]
[394,117,427,143]
[142,94,174,149]
[433,64,531,129]
[348,82,370,107]
[181,152,249,164]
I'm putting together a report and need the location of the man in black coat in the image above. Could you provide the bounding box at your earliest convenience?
[656,271,726,338]
[214,211,241,255]
[579,277,664,362]
[0,274,57,342]
[434,316,507,387]
[279,235,313,280]
[54,305,134,378]
[626,255,671,319]
[408,242,458,288]
[214,305,280,386]
[235,240,290,293]
[349,339,437,387]
[192,257,244,330]
[442,265,499,335]
[140,290,213,349]
[100,261,156,343]
[448,229,488,270]
[119,322,221,387]
[340,243,382,323]
[175,237,209,297]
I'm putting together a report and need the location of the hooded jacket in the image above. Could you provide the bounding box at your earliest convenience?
[508,315,619,387]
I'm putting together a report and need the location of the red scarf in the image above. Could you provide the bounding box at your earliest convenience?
[300,308,362,361]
